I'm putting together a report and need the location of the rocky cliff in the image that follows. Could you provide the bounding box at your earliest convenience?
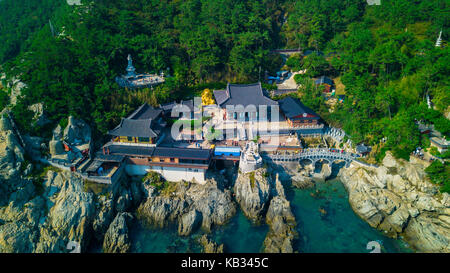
[234,168,271,223]
[103,212,134,253]
[263,175,298,253]
[340,152,450,253]
[233,165,298,253]
[0,113,139,253]
[137,173,236,235]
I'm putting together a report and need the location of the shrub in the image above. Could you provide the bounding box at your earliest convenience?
[425,161,450,193]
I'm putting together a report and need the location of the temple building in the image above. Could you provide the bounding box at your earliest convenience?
[83,102,211,184]
[115,54,165,89]
[108,103,165,146]
[101,145,211,183]
[160,99,200,120]
[213,82,278,121]
[315,76,334,93]
[278,96,321,128]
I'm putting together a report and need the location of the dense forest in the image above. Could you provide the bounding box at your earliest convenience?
[0,0,449,170]
[0,0,66,64]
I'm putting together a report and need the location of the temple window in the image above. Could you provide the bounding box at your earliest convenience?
[138,137,150,142]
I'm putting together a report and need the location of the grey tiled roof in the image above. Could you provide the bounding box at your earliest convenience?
[213,90,228,105]
[153,147,211,160]
[356,144,369,154]
[160,99,199,113]
[104,145,211,160]
[214,83,278,108]
[108,118,158,138]
[107,144,155,157]
[160,101,177,112]
[278,96,319,119]
[128,103,162,120]
[95,153,126,162]
[315,76,333,86]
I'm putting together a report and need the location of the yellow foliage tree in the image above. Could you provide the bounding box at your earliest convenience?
[201,88,215,105]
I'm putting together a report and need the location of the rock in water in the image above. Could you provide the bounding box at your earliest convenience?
[263,196,298,253]
[137,195,190,228]
[234,168,271,223]
[178,210,202,236]
[291,176,315,189]
[103,212,134,253]
[199,234,224,253]
[137,175,236,232]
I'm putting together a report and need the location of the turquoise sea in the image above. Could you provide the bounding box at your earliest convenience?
[129,179,413,253]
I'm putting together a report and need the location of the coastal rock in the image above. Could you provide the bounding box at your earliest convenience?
[178,210,202,236]
[0,116,25,180]
[234,168,271,223]
[312,163,332,181]
[36,172,95,252]
[103,212,134,253]
[0,222,35,253]
[403,213,450,253]
[291,175,315,189]
[199,234,224,253]
[187,180,236,231]
[137,195,190,228]
[0,113,27,205]
[380,206,410,235]
[340,152,450,252]
[137,174,236,232]
[263,196,297,253]
[92,197,114,241]
[115,188,132,213]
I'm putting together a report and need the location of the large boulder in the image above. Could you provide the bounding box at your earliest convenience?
[137,175,236,233]
[263,196,297,253]
[187,179,236,231]
[263,174,297,253]
[103,212,134,253]
[92,197,115,241]
[199,234,224,253]
[137,195,190,228]
[178,209,202,236]
[63,116,91,145]
[234,168,271,223]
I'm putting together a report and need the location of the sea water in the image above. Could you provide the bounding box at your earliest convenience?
[289,179,412,253]
[129,180,412,253]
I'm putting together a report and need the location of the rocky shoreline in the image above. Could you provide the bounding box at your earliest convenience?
[339,153,450,253]
[0,111,448,253]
